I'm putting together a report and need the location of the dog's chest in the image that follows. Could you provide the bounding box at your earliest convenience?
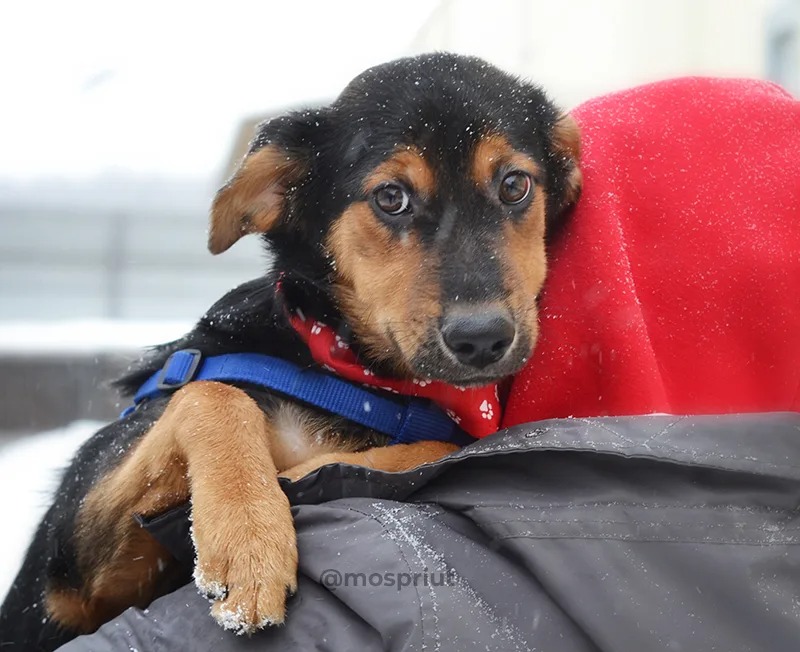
[268,402,356,471]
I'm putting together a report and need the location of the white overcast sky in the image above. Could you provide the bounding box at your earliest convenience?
[0,1,435,180]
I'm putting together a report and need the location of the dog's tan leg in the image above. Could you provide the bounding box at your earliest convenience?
[49,381,296,635]
[179,383,297,632]
[280,440,459,483]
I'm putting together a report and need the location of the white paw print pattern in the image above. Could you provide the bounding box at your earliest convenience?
[363,368,374,377]
[334,334,349,350]
[310,322,322,335]
[479,399,495,420]
[412,378,430,388]
[445,409,462,425]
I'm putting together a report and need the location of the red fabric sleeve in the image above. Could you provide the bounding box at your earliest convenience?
[503,77,800,426]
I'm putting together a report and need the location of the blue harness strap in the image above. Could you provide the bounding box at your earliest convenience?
[123,349,473,446]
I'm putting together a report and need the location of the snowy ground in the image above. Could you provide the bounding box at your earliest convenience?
[0,319,193,596]
[0,421,101,597]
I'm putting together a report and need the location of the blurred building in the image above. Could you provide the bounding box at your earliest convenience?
[410,0,799,109]
[0,183,262,321]
[225,0,798,167]
[1,0,797,432]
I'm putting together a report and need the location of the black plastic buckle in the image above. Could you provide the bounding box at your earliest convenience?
[156,349,203,391]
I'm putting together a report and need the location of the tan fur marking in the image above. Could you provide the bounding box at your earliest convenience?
[58,382,299,634]
[552,114,581,160]
[209,145,306,254]
[280,440,459,483]
[471,134,541,188]
[502,186,549,345]
[46,528,172,632]
[363,147,435,198]
[45,589,104,633]
[326,202,440,371]
[469,133,549,344]
[551,114,583,208]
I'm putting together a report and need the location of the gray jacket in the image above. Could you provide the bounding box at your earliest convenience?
[59,413,800,651]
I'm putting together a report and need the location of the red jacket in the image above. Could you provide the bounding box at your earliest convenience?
[504,77,800,426]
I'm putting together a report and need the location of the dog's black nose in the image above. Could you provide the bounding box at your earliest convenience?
[441,309,515,368]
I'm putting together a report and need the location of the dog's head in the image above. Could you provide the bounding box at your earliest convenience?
[209,53,581,386]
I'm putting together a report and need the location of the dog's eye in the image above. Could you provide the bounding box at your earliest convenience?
[499,172,532,205]
[374,184,411,216]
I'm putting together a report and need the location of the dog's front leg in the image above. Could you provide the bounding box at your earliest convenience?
[170,382,298,633]
[70,381,297,636]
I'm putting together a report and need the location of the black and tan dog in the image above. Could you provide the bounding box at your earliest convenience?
[0,53,581,649]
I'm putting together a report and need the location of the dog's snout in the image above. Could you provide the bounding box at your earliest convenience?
[441,308,515,369]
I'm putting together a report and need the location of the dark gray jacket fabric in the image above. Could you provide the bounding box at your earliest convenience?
[59,413,800,652]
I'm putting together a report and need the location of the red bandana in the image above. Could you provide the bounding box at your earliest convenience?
[289,311,501,438]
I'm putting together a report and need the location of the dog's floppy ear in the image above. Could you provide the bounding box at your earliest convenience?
[549,113,582,214]
[209,112,322,254]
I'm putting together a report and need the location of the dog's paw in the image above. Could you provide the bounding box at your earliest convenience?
[192,507,298,634]
[209,576,297,635]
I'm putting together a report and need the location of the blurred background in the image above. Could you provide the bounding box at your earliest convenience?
[0,0,798,591]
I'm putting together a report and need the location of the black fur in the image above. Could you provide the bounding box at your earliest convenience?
[0,278,386,649]
[0,53,577,650]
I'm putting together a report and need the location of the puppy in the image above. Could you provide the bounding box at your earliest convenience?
[0,53,581,650]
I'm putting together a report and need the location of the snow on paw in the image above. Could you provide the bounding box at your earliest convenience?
[192,508,299,633]
[194,565,228,601]
[210,573,297,635]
